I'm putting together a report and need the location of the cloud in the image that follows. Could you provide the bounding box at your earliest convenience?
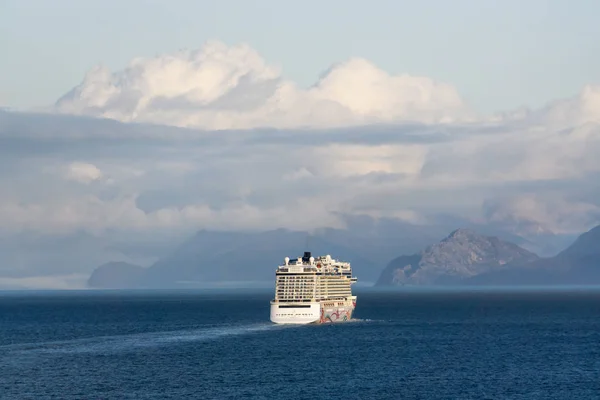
[53,41,475,130]
[0,194,345,235]
[3,41,600,285]
[483,193,600,235]
[531,85,600,129]
[46,40,600,134]
[1,114,598,238]
[64,161,104,183]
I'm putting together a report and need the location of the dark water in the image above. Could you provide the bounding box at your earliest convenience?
[1,289,600,399]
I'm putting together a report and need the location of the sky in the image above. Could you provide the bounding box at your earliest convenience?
[1,0,600,113]
[1,0,600,289]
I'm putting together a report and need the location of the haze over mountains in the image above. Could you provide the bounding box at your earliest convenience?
[1,41,600,289]
[85,218,477,288]
[87,223,600,289]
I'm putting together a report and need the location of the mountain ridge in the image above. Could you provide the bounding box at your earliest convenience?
[375,228,540,286]
[86,222,600,289]
[465,224,600,285]
[87,261,145,288]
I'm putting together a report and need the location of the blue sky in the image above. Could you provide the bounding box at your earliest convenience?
[1,0,599,113]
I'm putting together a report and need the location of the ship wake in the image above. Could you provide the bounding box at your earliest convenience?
[0,322,289,357]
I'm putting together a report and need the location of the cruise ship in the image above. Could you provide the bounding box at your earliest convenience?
[270,251,358,324]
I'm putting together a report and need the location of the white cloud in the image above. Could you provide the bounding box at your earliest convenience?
[310,143,427,178]
[2,107,600,236]
[309,58,469,123]
[0,194,345,235]
[485,84,600,130]
[2,120,598,238]
[282,167,313,181]
[533,84,600,129]
[483,194,600,235]
[2,41,600,283]
[53,41,475,130]
[64,161,104,183]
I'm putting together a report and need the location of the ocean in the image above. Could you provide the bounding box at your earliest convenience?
[1,288,599,399]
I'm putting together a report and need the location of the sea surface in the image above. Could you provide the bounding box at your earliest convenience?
[1,288,600,399]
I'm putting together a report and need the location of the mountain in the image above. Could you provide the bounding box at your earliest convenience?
[556,225,600,259]
[375,229,540,286]
[137,229,385,287]
[87,225,430,289]
[85,220,594,289]
[85,216,465,289]
[465,225,600,285]
[88,262,145,288]
[0,228,182,290]
[314,215,452,265]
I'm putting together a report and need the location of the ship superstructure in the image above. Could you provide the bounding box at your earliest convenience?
[270,251,357,324]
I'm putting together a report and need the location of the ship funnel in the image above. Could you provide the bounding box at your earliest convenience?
[302,251,312,263]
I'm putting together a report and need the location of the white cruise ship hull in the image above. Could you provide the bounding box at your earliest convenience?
[270,302,321,324]
[270,297,356,325]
